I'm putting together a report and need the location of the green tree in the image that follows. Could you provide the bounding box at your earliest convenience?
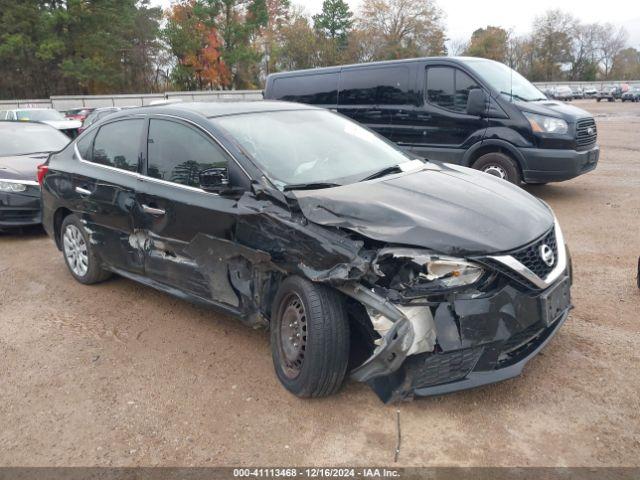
[530,10,575,81]
[465,26,509,63]
[313,0,353,43]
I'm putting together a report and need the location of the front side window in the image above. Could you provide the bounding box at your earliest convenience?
[91,119,144,172]
[146,119,228,188]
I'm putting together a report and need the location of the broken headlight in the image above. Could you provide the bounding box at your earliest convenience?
[373,248,485,293]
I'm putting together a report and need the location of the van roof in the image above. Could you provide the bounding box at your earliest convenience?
[266,56,487,79]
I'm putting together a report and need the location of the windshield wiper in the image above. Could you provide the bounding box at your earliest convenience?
[360,165,403,182]
[14,151,51,156]
[283,182,341,191]
[499,91,534,102]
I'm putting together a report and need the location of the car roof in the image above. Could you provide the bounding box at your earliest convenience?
[0,120,59,130]
[107,101,319,120]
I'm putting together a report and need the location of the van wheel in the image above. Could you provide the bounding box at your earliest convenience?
[473,152,521,184]
[61,214,111,284]
[270,276,349,398]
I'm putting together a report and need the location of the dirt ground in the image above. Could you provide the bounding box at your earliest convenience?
[1,99,639,467]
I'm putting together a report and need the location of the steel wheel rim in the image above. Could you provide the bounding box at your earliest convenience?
[278,293,307,379]
[63,224,89,277]
[483,165,507,179]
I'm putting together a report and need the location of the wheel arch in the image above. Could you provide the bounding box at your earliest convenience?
[463,140,526,177]
[53,207,73,250]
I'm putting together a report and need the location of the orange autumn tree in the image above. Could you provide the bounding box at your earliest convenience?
[165,0,231,90]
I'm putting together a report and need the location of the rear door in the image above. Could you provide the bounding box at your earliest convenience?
[393,65,487,162]
[136,116,239,302]
[70,117,146,273]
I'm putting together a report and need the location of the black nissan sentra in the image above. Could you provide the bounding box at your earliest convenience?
[40,102,571,402]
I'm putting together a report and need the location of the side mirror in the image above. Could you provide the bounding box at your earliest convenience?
[199,167,245,197]
[466,88,488,117]
[199,167,229,193]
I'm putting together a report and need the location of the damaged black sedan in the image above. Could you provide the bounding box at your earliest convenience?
[40,102,572,402]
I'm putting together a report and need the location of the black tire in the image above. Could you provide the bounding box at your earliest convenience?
[473,152,521,185]
[526,181,548,185]
[60,214,111,285]
[597,98,602,102]
[270,276,350,398]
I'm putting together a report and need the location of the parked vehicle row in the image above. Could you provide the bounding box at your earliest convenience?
[0,121,70,228]
[265,57,599,185]
[0,108,81,138]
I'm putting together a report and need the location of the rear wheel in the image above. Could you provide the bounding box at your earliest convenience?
[473,152,521,185]
[270,276,350,398]
[61,214,111,284]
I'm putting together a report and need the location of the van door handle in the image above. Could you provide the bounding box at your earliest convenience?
[75,186,91,196]
[141,204,166,216]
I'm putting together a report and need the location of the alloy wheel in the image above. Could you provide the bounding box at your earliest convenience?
[63,224,89,277]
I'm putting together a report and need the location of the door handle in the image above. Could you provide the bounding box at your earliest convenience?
[141,204,166,216]
[75,186,91,196]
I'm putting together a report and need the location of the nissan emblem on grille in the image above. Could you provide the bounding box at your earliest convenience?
[540,244,555,267]
[587,127,595,136]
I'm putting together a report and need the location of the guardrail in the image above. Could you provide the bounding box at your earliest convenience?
[0,90,263,110]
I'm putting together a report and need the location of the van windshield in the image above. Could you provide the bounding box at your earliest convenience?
[461,58,547,102]
[211,109,415,189]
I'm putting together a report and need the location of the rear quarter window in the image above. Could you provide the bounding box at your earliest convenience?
[339,66,413,105]
[270,73,339,105]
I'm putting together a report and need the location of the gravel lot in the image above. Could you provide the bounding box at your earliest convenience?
[1,100,639,467]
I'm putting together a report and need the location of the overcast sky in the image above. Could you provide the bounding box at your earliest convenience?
[152,0,640,48]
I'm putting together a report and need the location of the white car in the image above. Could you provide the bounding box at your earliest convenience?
[0,108,81,138]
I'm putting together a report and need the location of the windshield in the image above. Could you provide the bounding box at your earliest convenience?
[0,124,69,156]
[16,109,66,122]
[462,58,547,102]
[211,109,413,189]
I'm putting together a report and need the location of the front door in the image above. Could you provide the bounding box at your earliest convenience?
[136,117,239,305]
[393,66,487,163]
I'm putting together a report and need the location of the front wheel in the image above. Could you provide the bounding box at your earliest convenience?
[61,214,111,284]
[473,152,521,185]
[270,276,350,398]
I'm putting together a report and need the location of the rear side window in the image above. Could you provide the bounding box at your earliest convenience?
[426,67,480,112]
[76,130,96,160]
[91,119,144,172]
[339,67,412,105]
[146,119,228,188]
[270,73,339,105]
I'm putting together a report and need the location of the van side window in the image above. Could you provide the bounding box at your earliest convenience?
[92,119,144,172]
[340,67,411,105]
[147,119,228,188]
[427,67,480,113]
[271,73,338,105]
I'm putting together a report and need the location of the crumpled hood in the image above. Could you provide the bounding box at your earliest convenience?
[41,119,81,130]
[294,162,554,255]
[0,154,47,181]
[516,99,592,122]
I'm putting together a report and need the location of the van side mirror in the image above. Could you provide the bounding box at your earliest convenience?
[466,89,487,117]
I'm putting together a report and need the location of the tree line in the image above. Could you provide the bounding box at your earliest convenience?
[0,0,637,100]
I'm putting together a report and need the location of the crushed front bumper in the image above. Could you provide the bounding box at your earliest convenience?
[352,274,572,403]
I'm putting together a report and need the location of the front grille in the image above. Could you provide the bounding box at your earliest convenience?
[576,118,597,148]
[511,228,558,280]
[406,347,483,388]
